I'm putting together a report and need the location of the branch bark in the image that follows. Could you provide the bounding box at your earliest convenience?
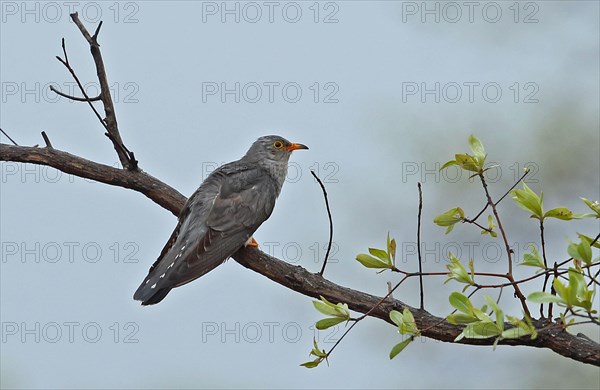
[0,144,184,216]
[2,142,598,366]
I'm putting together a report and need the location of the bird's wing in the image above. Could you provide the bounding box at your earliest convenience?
[133,164,277,305]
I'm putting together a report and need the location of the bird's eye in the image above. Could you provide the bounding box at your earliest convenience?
[273,141,284,149]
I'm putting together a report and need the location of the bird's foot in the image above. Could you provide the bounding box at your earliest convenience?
[245,237,259,248]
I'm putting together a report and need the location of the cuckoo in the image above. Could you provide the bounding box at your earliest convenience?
[134,135,308,305]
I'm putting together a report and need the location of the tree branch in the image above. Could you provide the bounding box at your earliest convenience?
[2,141,598,366]
[0,144,184,216]
[233,248,600,366]
[65,13,137,170]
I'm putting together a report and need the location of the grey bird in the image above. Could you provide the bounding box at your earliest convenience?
[133,135,308,305]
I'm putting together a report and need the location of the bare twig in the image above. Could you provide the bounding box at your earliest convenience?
[417,182,424,309]
[478,172,532,319]
[494,168,530,206]
[0,128,18,146]
[41,131,53,149]
[55,38,110,135]
[465,168,530,224]
[323,275,410,359]
[49,85,101,102]
[311,170,333,277]
[539,220,550,318]
[64,13,138,170]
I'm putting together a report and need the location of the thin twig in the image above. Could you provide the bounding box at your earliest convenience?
[55,38,109,133]
[588,267,600,287]
[494,168,530,206]
[465,168,530,224]
[41,131,53,149]
[478,172,532,319]
[92,20,103,41]
[49,85,101,102]
[495,286,504,305]
[417,182,424,309]
[539,221,549,317]
[549,262,559,319]
[311,170,333,277]
[66,13,138,170]
[0,128,18,146]
[464,219,493,233]
[325,275,410,357]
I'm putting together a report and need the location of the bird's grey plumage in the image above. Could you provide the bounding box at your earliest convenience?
[134,135,308,305]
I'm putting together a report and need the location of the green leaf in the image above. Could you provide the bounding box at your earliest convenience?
[301,338,328,368]
[311,338,327,357]
[506,315,537,340]
[368,248,389,262]
[468,134,486,166]
[391,309,419,335]
[553,278,568,303]
[454,153,481,172]
[445,254,474,285]
[511,183,543,220]
[472,307,493,323]
[449,292,473,314]
[389,310,403,327]
[389,338,412,359]
[313,300,338,317]
[568,269,593,311]
[578,233,600,249]
[434,207,465,234]
[468,258,475,281]
[447,313,479,324]
[500,327,529,340]
[400,308,419,335]
[440,159,459,171]
[312,296,350,318]
[484,214,497,237]
[386,232,391,255]
[544,207,581,221]
[300,360,321,368]
[390,239,397,263]
[527,291,565,304]
[521,244,545,269]
[568,239,592,266]
[483,295,504,332]
[356,254,389,269]
[315,317,346,330]
[581,197,600,217]
[462,321,502,339]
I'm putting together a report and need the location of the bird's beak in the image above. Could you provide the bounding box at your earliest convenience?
[286,143,309,151]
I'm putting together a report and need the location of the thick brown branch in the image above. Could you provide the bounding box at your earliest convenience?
[0,144,183,216]
[233,248,600,366]
[2,142,598,366]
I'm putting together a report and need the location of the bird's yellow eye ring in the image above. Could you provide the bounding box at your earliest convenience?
[273,140,284,149]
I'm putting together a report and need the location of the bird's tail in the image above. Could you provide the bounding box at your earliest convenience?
[133,283,172,306]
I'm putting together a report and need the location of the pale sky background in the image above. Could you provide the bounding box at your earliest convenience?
[1,1,599,389]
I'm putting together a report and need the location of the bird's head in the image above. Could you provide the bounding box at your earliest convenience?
[245,135,308,164]
[243,135,309,186]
